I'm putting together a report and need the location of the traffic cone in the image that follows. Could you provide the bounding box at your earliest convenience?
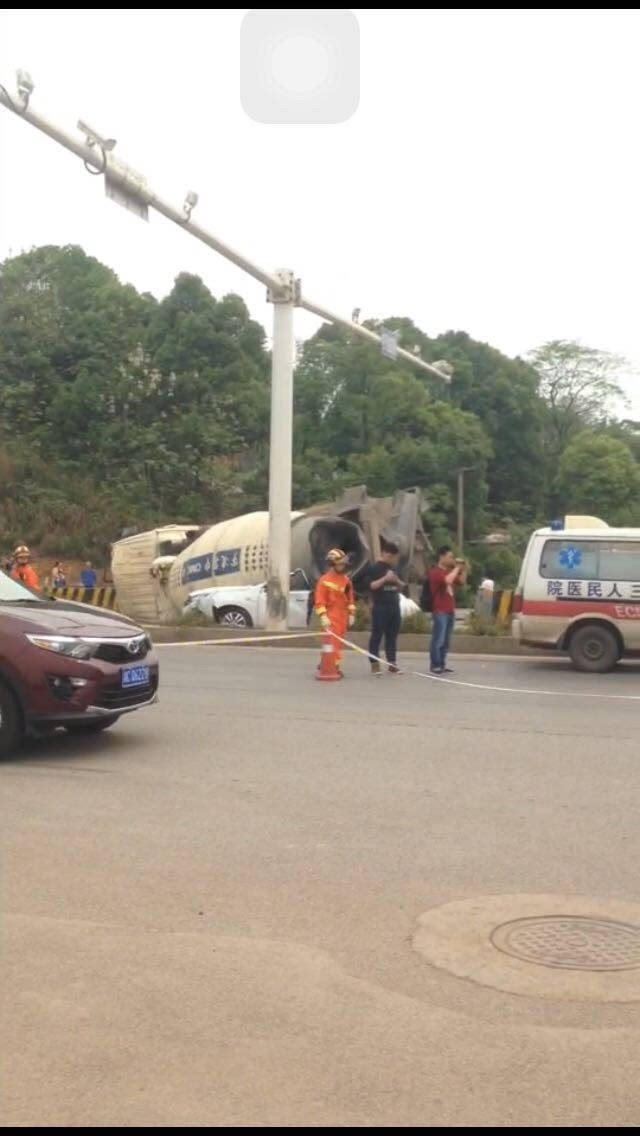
[316,628,342,681]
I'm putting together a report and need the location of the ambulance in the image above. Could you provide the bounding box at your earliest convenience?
[512,516,640,671]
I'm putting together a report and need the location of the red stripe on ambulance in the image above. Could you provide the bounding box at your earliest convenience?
[522,599,640,619]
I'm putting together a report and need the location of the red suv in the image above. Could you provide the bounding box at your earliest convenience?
[0,570,159,756]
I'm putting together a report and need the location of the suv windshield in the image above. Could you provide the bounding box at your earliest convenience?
[0,570,44,602]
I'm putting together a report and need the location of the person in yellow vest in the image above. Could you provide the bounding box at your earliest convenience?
[314,548,356,675]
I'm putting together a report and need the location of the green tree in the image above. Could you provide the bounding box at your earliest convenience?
[141,275,270,516]
[0,244,153,448]
[556,432,640,525]
[292,449,345,507]
[530,340,629,457]
[606,419,640,463]
[431,331,546,518]
[294,325,493,536]
[476,545,522,589]
[0,249,274,551]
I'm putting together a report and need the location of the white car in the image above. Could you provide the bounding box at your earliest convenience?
[184,570,312,628]
[184,571,422,630]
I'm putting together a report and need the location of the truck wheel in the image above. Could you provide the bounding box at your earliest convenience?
[0,682,24,758]
[218,607,252,628]
[569,624,619,673]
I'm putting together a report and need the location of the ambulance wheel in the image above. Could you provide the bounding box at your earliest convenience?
[568,624,618,673]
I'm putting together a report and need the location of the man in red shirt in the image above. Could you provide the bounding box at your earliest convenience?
[428,546,466,675]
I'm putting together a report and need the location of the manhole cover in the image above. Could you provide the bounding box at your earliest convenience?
[491,915,640,972]
[412,895,640,1001]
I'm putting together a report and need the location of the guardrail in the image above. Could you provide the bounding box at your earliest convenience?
[49,585,118,610]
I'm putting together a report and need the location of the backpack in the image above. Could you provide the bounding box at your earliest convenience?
[419,573,433,613]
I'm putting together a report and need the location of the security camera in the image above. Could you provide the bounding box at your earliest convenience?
[182,190,199,221]
[432,359,454,380]
[77,119,117,151]
[16,69,34,98]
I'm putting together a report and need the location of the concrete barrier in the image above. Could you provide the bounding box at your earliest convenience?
[49,585,118,610]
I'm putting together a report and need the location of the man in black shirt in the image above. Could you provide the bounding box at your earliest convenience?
[366,542,403,675]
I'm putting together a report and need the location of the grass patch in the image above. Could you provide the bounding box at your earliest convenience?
[464,612,504,637]
[176,607,214,627]
[401,610,430,635]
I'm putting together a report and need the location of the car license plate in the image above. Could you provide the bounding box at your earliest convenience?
[121,665,150,688]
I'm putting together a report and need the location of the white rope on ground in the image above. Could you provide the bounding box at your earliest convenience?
[329,632,640,703]
[156,628,640,703]
[156,631,318,648]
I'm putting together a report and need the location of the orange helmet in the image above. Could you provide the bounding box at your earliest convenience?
[327,548,347,569]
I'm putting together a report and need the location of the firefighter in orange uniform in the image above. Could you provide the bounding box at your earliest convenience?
[11,545,40,591]
[314,548,356,675]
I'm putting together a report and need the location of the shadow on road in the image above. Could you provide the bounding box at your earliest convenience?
[3,727,145,767]
[512,657,640,680]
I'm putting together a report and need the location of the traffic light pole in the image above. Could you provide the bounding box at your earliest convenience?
[266,271,296,628]
[1,76,451,631]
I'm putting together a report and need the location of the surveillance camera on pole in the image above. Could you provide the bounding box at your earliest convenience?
[432,359,454,381]
[183,190,199,221]
[16,70,34,102]
[77,120,117,152]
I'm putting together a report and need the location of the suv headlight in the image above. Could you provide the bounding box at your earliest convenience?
[27,634,94,660]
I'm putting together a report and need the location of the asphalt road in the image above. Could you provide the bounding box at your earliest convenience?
[3,647,640,1127]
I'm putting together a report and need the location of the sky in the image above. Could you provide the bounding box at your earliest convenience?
[1,8,639,415]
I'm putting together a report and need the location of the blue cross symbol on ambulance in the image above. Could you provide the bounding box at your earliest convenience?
[559,546,582,570]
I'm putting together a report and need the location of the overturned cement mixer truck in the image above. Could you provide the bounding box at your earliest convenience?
[111,487,431,625]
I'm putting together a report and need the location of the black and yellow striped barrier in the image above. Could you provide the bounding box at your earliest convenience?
[48,585,118,610]
[494,589,514,622]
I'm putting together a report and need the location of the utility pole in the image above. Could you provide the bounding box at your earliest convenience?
[457,467,472,553]
[266,270,297,626]
[1,73,453,630]
[457,469,465,553]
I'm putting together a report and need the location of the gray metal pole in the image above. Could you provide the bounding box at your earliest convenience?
[266,271,296,631]
[457,468,465,553]
[300,297,452,380]
[0,81,452,381]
